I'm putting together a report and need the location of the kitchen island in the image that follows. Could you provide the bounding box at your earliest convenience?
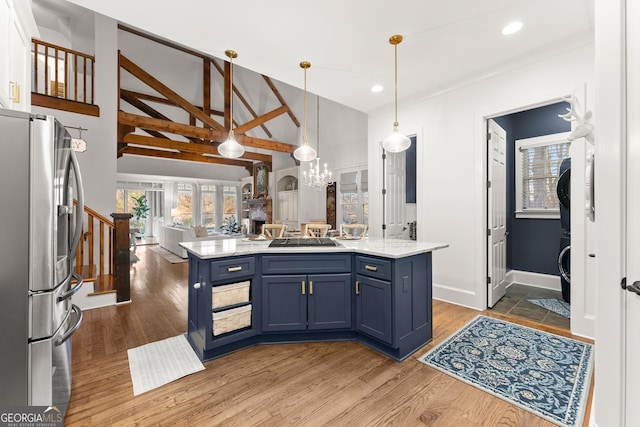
[181,237,447,362]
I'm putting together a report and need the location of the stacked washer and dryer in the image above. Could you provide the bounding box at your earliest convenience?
[557,158,571,303]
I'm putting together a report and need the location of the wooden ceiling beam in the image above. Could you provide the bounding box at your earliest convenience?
[120,89,225,116]
[120,146,256,168]
[119,111,222,140]
[212,58,272,138]
[122,134,273,163]
[119,111,297,153]
[233,105,289,135]
[235,134,296,153]
[263,75,300,127]
[120,90,201,142]
[120,53,224,132]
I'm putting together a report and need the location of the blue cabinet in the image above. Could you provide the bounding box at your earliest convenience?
[355,274,392,344]
[355,253,432,353]
[187,255,258,358]
[262,254,352,332]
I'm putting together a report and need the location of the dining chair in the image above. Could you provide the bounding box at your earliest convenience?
[261,223,287,238]
[305,223,331,237]
[339,223,368,237]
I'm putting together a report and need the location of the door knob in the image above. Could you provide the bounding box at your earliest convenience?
[193,282,201,289]
[627,281,640,296]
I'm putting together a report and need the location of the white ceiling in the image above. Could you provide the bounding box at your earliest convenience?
[39,0,594,114]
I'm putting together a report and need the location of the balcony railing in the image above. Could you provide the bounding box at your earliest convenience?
[31,39,99,116]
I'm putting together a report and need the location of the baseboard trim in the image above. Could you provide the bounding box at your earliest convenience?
[506,269,561,291]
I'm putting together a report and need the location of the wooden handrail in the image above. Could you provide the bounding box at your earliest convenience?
[74,201,115,284]
[32,38,95,105]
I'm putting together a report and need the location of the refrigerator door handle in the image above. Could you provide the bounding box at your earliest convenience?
[58,273,83,302]
[55,304,83,346]
[68,149,85,261]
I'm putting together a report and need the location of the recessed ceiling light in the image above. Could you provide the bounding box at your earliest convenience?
[371,84,383,93]
[502,21,523,35]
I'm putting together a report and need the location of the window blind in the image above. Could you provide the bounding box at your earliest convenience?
[340,171,357,192]
[520,142,570,210]
[360,170,368,192]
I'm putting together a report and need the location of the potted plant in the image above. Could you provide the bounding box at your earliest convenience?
[221,215,239,234]
[131,194,150,236]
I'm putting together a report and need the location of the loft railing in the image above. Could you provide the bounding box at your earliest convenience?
[31,39,100,116]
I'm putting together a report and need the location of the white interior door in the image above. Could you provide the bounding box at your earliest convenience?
[384,151,406,239]
[487,119,507,307]
[626,1,640,423]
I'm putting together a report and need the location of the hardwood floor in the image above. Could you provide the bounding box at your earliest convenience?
[66,246,593,426]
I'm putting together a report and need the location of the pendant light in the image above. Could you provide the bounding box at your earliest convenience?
[218,49,245,159]
[293,61,317,162]
[382,35,411,153]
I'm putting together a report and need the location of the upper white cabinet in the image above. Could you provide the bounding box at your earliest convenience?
[0,0,39,111]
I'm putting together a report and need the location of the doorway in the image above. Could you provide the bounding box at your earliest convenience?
[486,102,572,328]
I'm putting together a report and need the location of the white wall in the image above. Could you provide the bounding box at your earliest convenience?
[368,44,595,317]
[32,13,118,218]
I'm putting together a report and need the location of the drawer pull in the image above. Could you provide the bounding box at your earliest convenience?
[302,281,306,295]
[365,265,378,272]
[309,281,313,295]
[227,266,243,272]
[355,280,360,295]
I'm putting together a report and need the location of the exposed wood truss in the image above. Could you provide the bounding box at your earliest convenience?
[117,25,301,170]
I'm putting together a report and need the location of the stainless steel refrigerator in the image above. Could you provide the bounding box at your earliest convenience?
[0,108,84,416]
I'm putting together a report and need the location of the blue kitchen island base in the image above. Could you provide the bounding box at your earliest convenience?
[182,238,446,363]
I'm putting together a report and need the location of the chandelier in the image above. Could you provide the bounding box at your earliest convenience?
[302,94,332,190]
[303,158,333,191]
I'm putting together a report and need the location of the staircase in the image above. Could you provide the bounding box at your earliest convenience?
[72,203,131,309]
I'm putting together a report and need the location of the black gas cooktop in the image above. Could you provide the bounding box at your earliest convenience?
[268,237,341,247]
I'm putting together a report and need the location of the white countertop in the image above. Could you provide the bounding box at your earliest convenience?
[180,237,448,259]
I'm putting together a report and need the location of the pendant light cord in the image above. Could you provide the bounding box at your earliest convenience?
[303,66,308,143]
[229,55,234,131]
[394,41,398,125]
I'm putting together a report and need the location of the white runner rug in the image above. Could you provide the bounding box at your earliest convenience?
[127,335,204,396]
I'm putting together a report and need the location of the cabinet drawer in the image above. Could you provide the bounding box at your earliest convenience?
[356,255,391,281]
[262,254,351,274]
[209,256,255,282]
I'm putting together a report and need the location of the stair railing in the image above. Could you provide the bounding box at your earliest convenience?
[75,201,114,284]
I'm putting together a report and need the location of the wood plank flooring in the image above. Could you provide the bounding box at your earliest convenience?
[65,245,593,426]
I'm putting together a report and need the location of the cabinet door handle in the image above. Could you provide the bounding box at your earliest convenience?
[302,280,306,295]
[227,266,243,272]
[193,282,201,289]
[355,280,360,295]
[309,281,313,295]
[365,265,378,272]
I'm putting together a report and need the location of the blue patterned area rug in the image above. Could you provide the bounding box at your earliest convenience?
[418,315,593,427]
[526,298,571,319]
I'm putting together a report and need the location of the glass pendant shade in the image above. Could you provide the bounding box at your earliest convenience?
[218,130,245,158]
[383,125,411,153]
[293,140,317,162]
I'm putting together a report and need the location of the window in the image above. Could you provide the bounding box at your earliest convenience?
[174,183,193,226]
[515,132,570,219]
[201,185,216,228]
[222,186,238,222]
[339,170,368,225]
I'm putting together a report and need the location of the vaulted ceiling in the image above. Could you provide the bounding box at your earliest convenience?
[59,0,594,114]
